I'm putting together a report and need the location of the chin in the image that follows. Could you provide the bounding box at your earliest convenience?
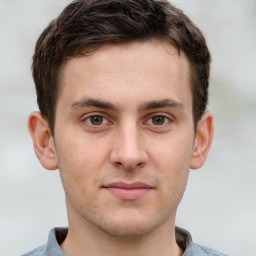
[91,210,167,238]
[99,221,155,238]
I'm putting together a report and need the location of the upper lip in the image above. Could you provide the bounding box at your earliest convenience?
[102,182,153,189]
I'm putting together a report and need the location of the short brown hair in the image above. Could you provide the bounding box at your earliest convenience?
[32,0,211,134]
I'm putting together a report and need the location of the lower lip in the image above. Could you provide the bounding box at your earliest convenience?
[104,187,152,200]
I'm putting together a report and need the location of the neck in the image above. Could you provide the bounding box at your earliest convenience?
[60,207,183,256]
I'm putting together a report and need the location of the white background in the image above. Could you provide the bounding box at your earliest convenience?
[0,0,256,255]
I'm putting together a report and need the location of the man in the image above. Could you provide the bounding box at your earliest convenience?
[24,0,227,255]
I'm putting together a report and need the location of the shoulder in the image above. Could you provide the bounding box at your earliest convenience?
[21,228,68,256]
[195,244,229,256]
[175,227,228,256]
[21,245,46,256]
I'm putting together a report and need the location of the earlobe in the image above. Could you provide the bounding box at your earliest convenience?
[190,111,214,169]
[28,111,58,170]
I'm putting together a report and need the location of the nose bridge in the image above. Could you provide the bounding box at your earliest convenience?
[110,118,148,169]
[121,121,140,154]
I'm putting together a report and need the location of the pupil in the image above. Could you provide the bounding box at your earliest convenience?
[153,116,164,125]
[91,116,103,125]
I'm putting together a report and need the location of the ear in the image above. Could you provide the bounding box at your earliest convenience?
[28,111,58,170]
[190,111,214,169]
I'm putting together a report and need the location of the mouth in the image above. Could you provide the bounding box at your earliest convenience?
[102,182,153,200]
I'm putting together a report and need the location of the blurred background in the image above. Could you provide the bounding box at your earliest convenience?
[0,0,255,255]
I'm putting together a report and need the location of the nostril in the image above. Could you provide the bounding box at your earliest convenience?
[115,162,123,167]
[114,160,145,169]
[137,162,146,168]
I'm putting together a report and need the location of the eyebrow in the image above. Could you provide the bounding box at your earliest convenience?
[70,98,119,112]
[69,97,184,112]
[139,99,184,111]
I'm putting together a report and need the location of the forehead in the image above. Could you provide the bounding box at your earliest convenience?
[57,41,192,112]
[62,41,190,80]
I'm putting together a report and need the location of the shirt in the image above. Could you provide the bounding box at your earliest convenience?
[22,227,228,256]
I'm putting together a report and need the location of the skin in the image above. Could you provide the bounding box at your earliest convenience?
[28,41,213,256]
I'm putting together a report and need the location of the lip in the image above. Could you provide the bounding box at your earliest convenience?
[102,182,153,200]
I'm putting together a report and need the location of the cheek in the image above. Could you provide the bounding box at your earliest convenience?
[149,134,193,191]
[55,137,93,191]
[155,147,190,212]
[150,134,194,169]
[57,131,109,170]
[55,132,113,194]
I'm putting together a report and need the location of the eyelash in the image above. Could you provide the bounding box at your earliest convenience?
[81,114,110,126]
[81,113,173,128]
[145,115,172,126]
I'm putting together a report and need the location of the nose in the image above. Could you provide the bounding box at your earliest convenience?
[110,122,148,170]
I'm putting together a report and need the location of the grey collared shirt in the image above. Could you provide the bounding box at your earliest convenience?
[22,227,228,256]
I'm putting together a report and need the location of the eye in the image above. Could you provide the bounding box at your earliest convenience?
[147,115,170,125]
[151,116,168,125]
[84,115,108,126]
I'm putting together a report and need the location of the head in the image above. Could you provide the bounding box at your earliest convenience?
[28,0,213,249]
[32,0,211,135]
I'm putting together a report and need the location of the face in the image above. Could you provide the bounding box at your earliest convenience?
[53,41,196,237]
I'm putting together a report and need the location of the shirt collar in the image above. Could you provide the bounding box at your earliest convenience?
[175,227,205,256]
[46,226,203,256]
[46,228,67,256]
